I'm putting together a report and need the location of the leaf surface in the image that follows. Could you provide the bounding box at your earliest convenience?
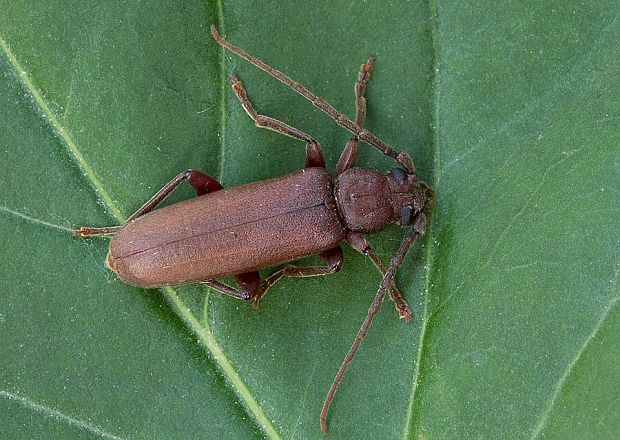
[0,1,617,439]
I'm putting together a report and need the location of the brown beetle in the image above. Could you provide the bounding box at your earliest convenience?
[73,26,435,434]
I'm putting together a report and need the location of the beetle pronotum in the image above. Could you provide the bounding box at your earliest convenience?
[73,26,435,434]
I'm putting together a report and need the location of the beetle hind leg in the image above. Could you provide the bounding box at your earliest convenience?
[124,170,222,223]
[202,278,255,300]
[230,74,326,168]
[73,170,222,237]
[71,225,123,237]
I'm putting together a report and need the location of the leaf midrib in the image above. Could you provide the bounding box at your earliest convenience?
[0,31,279,440]
[401,0,442,437]
[0,35,123,223]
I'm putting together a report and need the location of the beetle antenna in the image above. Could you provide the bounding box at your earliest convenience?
[320,217,425,434]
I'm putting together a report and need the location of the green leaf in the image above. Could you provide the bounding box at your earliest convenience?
[1,1,617,439]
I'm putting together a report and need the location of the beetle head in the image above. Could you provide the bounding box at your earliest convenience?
[387,168,435,228]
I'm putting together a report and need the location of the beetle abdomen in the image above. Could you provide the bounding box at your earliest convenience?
[108,168,345,288]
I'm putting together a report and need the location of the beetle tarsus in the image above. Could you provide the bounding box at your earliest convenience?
[71,226,122,237]
[71,227,88,237]
[398,304,413,322]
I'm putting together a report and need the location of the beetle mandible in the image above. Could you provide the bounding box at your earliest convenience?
[73,26,435,434]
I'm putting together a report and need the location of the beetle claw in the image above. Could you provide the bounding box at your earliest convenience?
[398,306,413,323]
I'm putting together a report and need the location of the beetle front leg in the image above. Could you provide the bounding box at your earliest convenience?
[346,232,412,321]
[230,74,326,168]
[73,169,222,237]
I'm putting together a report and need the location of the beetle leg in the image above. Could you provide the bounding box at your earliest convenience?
[71,225,123,237]
[202,279,253,300]
[72,170,222,237]
[230,74,326,168]
[126,170,222,222]
[201,272,261,300]
[251,246,344,308]
[336,57,374,175]
[200,248,342,306]
[234,271,261,297]
[346,232,412,322]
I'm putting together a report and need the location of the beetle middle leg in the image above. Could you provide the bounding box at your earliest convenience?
[230,74,325,168]
[72,169,222,237]
[252,246,344,308]
[202,247,343,306]
[336,57,374,175]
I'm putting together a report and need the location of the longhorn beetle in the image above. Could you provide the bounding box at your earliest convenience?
[73,26,435,434]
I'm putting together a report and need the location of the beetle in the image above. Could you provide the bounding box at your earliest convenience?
[73,26,435,434]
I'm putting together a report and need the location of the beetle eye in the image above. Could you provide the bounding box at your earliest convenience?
[400,205,414,226]
[389,168,408,182]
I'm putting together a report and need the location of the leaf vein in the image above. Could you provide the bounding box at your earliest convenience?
[0,205,72,232]
[444,11,620,171]
[290,361,319,440]
[529,295,619,439]
[0,390,126,440]
[163,287,281,439]
[431,151,575,321]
